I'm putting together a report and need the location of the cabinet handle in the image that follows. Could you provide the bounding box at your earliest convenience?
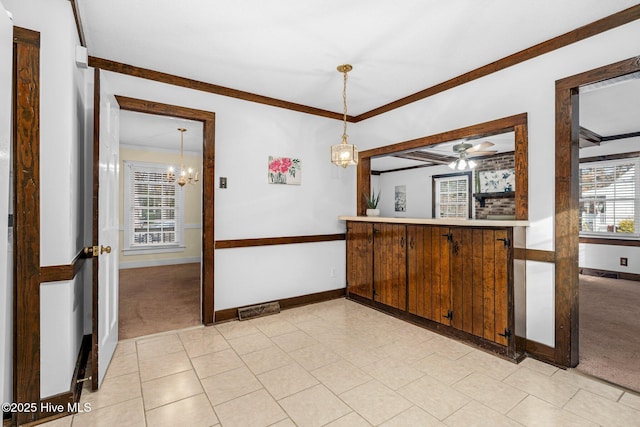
[442,233,453,242]
[452,241,460,255]
[496,237,511,248]
[409,237,414,249]
[400,236,405,247]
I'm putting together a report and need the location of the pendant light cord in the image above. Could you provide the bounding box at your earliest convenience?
[342,69,348,142]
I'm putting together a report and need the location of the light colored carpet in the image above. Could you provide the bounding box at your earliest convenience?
[578,274,640,392]
[119,263,201,340]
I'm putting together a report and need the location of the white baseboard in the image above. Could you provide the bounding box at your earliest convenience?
[119,257,201,270]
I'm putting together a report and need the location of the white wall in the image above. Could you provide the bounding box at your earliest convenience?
[351,21,640,347]
[4,0,91,397]
[579,137,640,274]
[0,0,13,412]
[102,72,355,310]
[377,164,454,218]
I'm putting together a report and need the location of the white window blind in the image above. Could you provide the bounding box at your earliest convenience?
[435,175,470,219]
[579,158,639,237]
[124,161,185,251]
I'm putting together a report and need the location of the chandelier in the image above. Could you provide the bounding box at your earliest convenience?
[331,64,358,168]
[167,128,199,187]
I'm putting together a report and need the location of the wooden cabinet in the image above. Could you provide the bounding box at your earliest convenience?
[346,220,517,357]
[407,225,451,325]
[346,222,373,299]
[449,227,512,347]
[373,223,406,310]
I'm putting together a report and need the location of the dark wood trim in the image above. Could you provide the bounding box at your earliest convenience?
[12,26,42,426]
[214,288,346,323]
[555,55,640,368]
[71,335,91,405]
[601,131,640,142]
[114,95,216,326]
[514,124,529,220]
[579,267,640,282]
[373,163,432,175]
[91,57,349,122]
[525,339,556,365]
[39,392,73,419]
[215,233,345,249]
[579,126,602,144]
[357,157,371,217]
[355,5,640,121]
[360,114,527,159]
[69,0,86,47]
[579,237,640,247]
[513,248,556,263]
[90,68,100,390]
[580,151,640,163]
[40,249,87,283]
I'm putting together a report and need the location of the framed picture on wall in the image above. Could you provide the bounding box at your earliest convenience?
[395,185,406,212]
[478,168,515,192]
[268,156,301,185]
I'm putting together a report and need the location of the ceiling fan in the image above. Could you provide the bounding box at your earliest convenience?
[449,140,497,170]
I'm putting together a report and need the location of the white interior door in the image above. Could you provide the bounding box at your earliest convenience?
[96,73,120,387]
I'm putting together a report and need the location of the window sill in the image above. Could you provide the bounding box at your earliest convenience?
[123,245,186,256]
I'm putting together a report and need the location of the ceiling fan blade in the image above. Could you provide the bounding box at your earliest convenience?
[467,150,498,157]
[466,141,495,152]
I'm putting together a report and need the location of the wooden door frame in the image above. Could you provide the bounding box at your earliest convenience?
[112,95,216,326]
[554,55,640,367]
[12,26,41,426]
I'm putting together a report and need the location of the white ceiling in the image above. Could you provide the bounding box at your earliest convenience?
[76,0,639,116]
[77,2,639,160]
[119,110,203,154]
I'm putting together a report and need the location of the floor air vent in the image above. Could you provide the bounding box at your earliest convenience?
[238,301,281,321]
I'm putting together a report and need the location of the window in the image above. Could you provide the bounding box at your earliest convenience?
[433,172,471,219]
[123,161,185,253]
[579,157,639,237]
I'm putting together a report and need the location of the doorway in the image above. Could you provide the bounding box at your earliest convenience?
[110,95,216,328]
[554,56,640,372]
[574,70,640,391]
[117,110,204,339]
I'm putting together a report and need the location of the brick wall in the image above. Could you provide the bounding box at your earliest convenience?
[474,152,516,219]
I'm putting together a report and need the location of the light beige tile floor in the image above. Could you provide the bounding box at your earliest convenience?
[38,298,640,426]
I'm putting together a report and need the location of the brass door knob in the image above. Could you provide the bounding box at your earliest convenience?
[100,245,112,255]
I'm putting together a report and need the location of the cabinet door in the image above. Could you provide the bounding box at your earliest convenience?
[450,227,511,346]
[373,223,406,310]
[346,221,373,299]
[407,225,451,325]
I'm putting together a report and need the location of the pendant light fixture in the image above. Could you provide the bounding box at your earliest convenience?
[167,128,199,187]
[331,64,358,168]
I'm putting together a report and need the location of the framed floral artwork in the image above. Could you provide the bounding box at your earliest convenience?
[478,168,515,193]
[268,156,301,185]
